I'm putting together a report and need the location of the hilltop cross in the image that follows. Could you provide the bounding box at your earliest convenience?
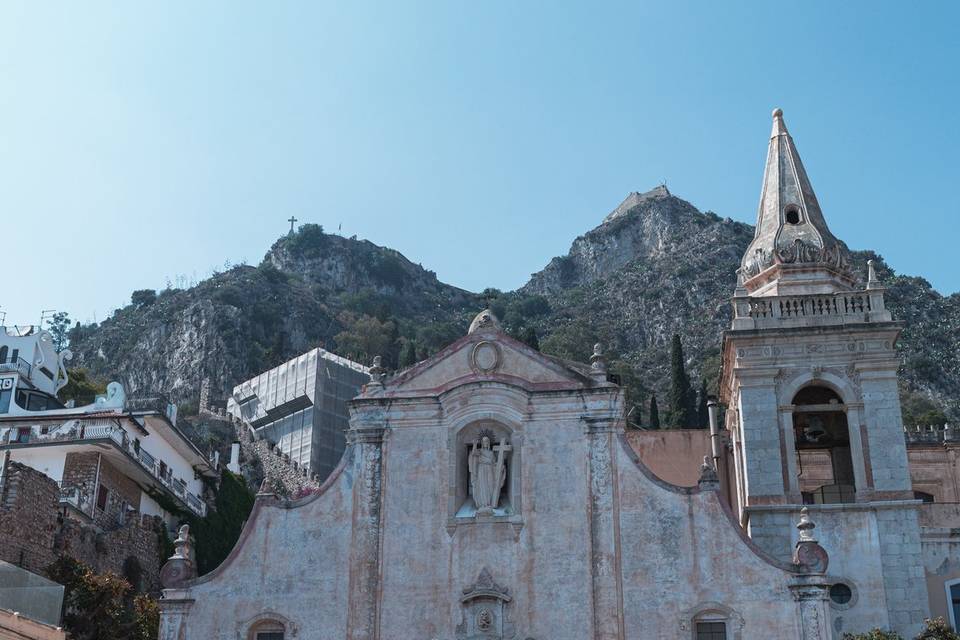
[287,216,298,234]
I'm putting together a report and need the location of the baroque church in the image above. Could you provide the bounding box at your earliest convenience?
[157,110,949,639]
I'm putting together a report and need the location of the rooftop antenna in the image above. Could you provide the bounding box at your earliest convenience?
[40,309,57,329]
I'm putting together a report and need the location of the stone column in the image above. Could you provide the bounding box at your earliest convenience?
[790,577,833,640]
[345,422,386,640]
[586,420,624,640]
[779,408,799,497]
[158,597,194,640]
[790,508,833,640]
[844,405,869,495]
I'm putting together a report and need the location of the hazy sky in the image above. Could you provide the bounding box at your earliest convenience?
[1,2,957,326]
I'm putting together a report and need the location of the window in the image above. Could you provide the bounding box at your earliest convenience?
[915,491,935,503]
[96,484,109,511]
[829,583,853,605]
[696,621,727,640]
[785,207,801,224]
[946,580,960,631]
[0,390,10,414]
[247,619,286,640]
[0,346,7,364]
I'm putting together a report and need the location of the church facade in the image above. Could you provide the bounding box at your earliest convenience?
[158,111,945,639]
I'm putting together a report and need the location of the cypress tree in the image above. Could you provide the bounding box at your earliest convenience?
[668,334,695,428]
[520,326,540,351]
[697,379,709,428]
[399,340,418,368]
[649,395,660,430]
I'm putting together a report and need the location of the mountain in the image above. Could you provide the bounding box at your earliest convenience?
[66,191,960,425]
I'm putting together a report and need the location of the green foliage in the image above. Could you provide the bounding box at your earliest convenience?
[610,359,646,429]
[187,470,256,575]
[667,334,697,428]
[47,311,71,352]
[915,618,960,639]
[59,368,108,406]
[841,629,903,640]
[334,313,399,366]
[520,326,540,351]
[285,223,327,256]
[44,556,157,640]
[131,289,157,307]
[366,252,408,289]
[901,385,949,426]
[540,319,598,364]
[399,339,418,368]
[697,379,709,428]
[649,395,660,429]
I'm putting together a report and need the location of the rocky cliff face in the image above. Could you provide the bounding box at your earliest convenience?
[67,193,959,423]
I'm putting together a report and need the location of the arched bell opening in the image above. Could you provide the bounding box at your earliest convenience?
[793,386,856,504]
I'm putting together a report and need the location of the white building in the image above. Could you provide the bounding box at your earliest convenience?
[0,325,215,530]
[226,347,369,481]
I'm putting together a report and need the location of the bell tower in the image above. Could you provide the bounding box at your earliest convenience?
[719,109,928,635]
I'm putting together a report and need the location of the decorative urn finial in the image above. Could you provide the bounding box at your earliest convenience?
[792,507,829,573]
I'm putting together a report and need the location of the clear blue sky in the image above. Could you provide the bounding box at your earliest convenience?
[1,2,957,326]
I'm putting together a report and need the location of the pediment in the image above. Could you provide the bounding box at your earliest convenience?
[383,329,597,396]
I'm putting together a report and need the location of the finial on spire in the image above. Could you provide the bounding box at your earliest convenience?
[771,107,788,137]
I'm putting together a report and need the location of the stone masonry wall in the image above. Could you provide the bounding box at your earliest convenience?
[62,452,143,529]
[876,506,929,635]
[0,461,60,574]
[233,419,319,497]
[0,460,163,592]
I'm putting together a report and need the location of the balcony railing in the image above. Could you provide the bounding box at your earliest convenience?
[8,422,207,517]
[0,356,32,379]
[731,288,892,330]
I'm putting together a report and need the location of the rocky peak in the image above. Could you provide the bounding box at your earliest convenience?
[524,186,743,296]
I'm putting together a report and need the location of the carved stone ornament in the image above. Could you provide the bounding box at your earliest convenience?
[793,508,829,574]
[160,524,197,589]
[457,568,515,640]
[470,341,502,375]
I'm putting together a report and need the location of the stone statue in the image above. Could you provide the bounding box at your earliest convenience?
[468,436,510,514]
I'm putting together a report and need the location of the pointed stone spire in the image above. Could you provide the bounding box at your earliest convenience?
[739,108,855,295]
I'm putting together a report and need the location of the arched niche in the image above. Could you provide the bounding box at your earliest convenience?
[792,385,856,504]
[445,409,524,532]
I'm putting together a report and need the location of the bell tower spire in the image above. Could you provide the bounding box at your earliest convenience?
[739,108,855,296]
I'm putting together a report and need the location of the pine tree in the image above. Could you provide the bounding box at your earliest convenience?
[399,340,418,368]
[697,379,709,428]
[649,395,660,429]
[520,326,540,351]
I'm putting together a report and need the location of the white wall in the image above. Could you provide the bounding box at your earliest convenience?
[9,448,65,482]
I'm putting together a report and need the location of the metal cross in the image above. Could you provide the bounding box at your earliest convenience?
[287,216,298,233]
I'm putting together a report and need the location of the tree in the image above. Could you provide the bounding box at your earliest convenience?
[520,326,540,351]
[44,556,158,640]
[667,334,696,428]
[649,395,660,429]
[47,311,71,352]
[131,289,157,307]
[59,369,107,406]
[334,313,398,365]
[697,379,709,428]
[399,340,418,368]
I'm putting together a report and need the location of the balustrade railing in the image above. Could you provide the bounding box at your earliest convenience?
[733,288,891,328]
[904,424,959,445]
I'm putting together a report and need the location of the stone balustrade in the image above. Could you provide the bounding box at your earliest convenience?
[731,288,892,330]
[904,424,959,445]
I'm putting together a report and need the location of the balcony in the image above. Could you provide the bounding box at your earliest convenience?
[731,288,893,331]
[5,421,207,517]
[0,356,32,379]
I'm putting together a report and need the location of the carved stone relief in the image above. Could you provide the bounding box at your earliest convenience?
[456,568,515,640]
